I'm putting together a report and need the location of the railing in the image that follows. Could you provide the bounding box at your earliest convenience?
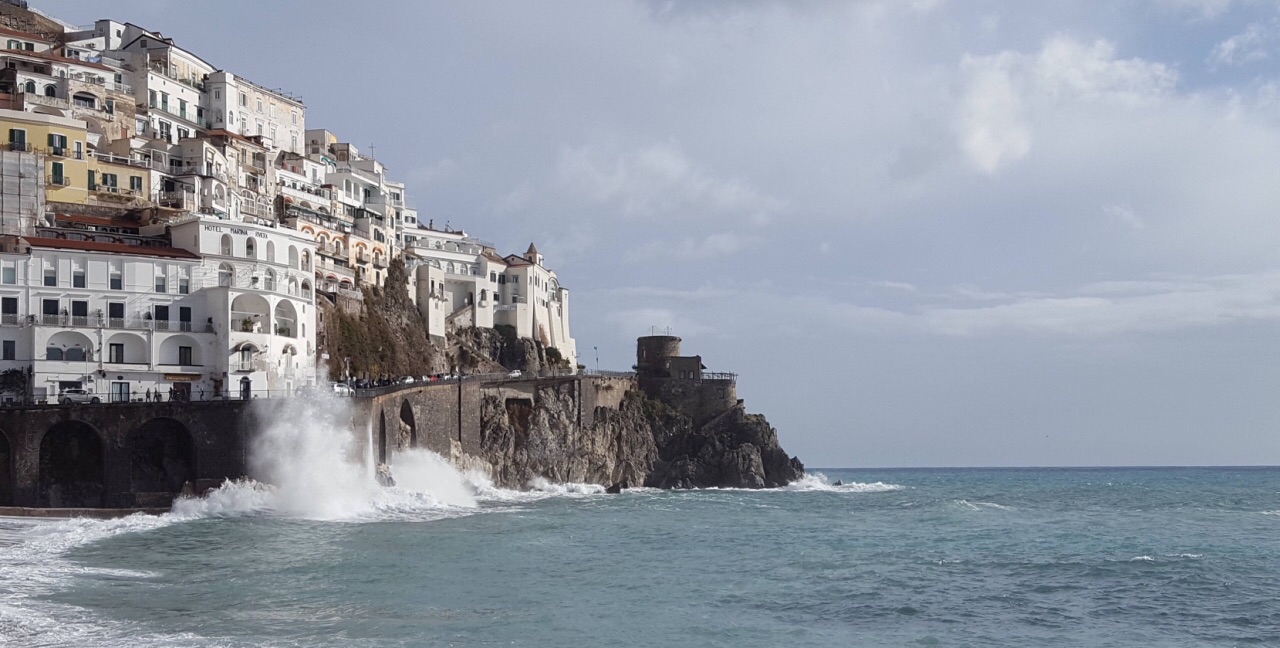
[702,372,737,382]
[373,257,388,269]
[46,175,69,186]
[356,252,371,264]
[0,313,18,325]
[158,190,195,208]
[94,153,150,169]
[91,185,141,199]
[7,142,31,152]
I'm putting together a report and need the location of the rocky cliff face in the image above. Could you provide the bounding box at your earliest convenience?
[478,382,804,490]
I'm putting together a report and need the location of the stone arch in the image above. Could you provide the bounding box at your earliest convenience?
[378,410,387,465]
[127,418,195,499]
[273,300,297,337]
[158,334,202,366]
[39,420,104,507]
[0,429,11,506]
[400,400,417,449]
[105,331,148,364]
[47,330,94,361]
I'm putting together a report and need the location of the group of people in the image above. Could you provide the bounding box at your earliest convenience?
[143,386,200,403]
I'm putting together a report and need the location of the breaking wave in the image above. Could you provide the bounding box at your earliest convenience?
[784,472,905,493]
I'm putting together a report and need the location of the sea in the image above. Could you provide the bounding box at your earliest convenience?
[1,407,1278,647]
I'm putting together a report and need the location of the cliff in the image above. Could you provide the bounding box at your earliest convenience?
[477,380,804,490]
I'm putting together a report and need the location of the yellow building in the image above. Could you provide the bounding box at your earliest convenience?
[0,107,149,209]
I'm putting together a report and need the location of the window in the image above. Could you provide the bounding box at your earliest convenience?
[245,238,256,259]
[215,89,221,100]
[291,110,297,125]
[154,272,166,293]
[1,340,13,360]
[88,170,97,191]
[43,264,56,287]
[71,300,87,323]
[239,92,247,107]
[22,80,33,94]
[179,306,191,328]
[154,305,169,322]
[177,127,188,140]
[160,92,168,111]
[0,266,12,284]
[130,176,142,192]
[8,128,24,149]
[5,40,16,49]
[158,121,171,141]
[109,268,122,290]
[178,98,187,118]
[108,302,124,324]
[256,97,263,113]
[178,346,192,366]
[109,343,124,364]
[149,89,156,108]
[105,99,114,115]
[47,133,67,151]
[101,173,118,188]
[178,277,189,294]
[220,234,233,256]
[50,161,64,185]
[72,267,85,288]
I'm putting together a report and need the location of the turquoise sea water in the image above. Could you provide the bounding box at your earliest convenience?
[2,466,1279,647]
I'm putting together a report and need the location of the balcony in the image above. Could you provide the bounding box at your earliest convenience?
[0,313,18,326]
[373,257,388,269]
[245,156,267,174]
[46,175,70,187]
[356,251,372,264]
[90,185,141,200]
[158,190,196,210]
[94,153,150,169]
[7,142,31,152]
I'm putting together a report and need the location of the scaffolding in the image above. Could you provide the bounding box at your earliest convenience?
[0,148,43,236]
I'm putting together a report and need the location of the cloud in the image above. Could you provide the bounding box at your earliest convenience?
[604,307,713,338]
[553,140,784,223]
[1210,20,1278,66]
[955,36,1177,174]
[1103,204,1143,230]
[629,231,760,261]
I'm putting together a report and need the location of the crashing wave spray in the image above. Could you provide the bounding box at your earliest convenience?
[226,390,479,519]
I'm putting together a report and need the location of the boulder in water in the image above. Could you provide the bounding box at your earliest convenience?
[375,463,396,487]
[605,480,628,494]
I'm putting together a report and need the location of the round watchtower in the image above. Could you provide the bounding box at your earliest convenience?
[636,335,681,375]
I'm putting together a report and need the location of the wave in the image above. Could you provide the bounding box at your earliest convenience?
[784,473,905,493]
[954,499,1014,511]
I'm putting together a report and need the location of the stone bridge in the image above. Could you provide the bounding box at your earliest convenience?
[0,374,639,509]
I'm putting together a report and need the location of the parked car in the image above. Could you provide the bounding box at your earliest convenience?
[59,388,100,405]
[332,382,354,397]
[398,376,415,385]
[507,369,522,379]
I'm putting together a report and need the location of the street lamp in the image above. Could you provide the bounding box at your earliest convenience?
[594,346,599,375]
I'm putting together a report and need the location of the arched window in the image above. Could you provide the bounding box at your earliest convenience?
[288,277,298,296]
[301,279,311,297]
[264,269,276,292]
[43,84,55,97]
[218,262,234,287]
[266,241,276,264]
[245,238,256,259]
[220,234,233,256]
[22,80,34,94]
[301,250,311,271]
[288,246,298,269]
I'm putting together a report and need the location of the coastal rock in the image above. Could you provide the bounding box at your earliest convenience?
[478,381,803,491]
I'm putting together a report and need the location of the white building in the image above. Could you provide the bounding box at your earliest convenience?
[168,214,319,398]
[407,225,575,367]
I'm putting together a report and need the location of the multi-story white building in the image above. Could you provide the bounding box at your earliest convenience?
[407,224,576,366]
[0,208,318,404]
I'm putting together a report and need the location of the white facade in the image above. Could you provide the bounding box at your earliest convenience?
[0,237,216,403]
[169,215,318,397]
[206,71,304,154]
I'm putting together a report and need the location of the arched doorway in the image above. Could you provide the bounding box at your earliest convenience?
[240,376,252,400]
[378,411,387,465]
[400,400,417,449]
[128,418,196,498]
[39,421,104,507]
[0,430,11,506]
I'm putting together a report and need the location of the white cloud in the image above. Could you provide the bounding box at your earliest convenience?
[1210,20,1277,66]
[955,36,1177,174]
[554,140,784,223]
[1103,204,1143,230]
[629,231,759,261]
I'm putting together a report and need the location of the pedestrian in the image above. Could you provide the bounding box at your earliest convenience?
[145,388,151,402]
[197,387,204,401]
[168,387,175,402]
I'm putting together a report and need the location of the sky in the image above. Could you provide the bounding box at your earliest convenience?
[38,0,1280,467]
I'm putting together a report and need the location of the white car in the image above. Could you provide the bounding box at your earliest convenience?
[507,370,522,379]
[332,383,354,397]
[59,388,101,405]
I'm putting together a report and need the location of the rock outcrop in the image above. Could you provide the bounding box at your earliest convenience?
[478,381,804,490]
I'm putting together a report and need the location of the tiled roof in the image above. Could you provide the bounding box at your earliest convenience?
[23,236,200,259]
